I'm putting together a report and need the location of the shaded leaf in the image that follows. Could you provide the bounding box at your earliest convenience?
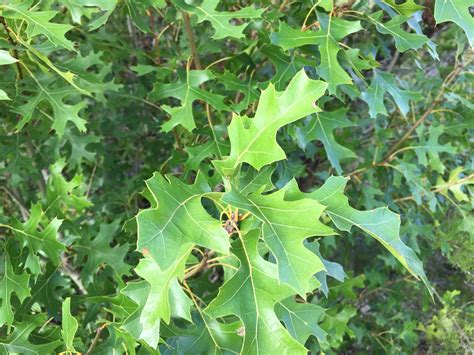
[150,69,228,132]
[296,108,356,174]
[0,254,30,325]
[361,70,422,118]
[173,0,264,39]
[1,0,75,51]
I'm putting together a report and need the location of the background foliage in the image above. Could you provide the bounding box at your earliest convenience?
[0,0,473,353]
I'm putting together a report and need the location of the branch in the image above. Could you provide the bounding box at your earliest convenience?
[347,63,466,181]
[86,323,107,355]
[61,253,88,295]
[184,250,215,279]
[181,11,202,70]
[381,65,463,165]
[1,186,29,220]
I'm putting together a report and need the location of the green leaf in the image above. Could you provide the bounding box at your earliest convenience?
[223,184,333,295]
[162,313,243,354]
[275,298,327,345]
[218,70,259,111]
[320,306,356,348]
[62,0,117,26]
[0,90,11,100]
[369,11,429,52]
[236,165,275,195]
[434,0,474,46]
[1,0,75,51]
[0,50,18,65]
[75,221,131,285]
[205,230,308,354]
[0,254,30,325]
[15,77,87,135]
[436,167,474,202]
[382,0,424,16]
[184,141,218,171]
[57,50,122,102]
[394,160,437,209]
[285,176,432,295]
[61,298,78,352]
[173,0,264,39]
[45,159,92,218]
[260,44,307,90]
[414,125,456,173]
[18,263,69,321]
[271,14,362,93]
[213,70,327,176]
[122,255,192,348]
[8,204,65,267]
[296,108,356,174]
[307,241,346,297]
[0,315,61,354]
[150,69,228,132]
[361,70,422,118]
[136,172,230,270]
[64,129,101,167]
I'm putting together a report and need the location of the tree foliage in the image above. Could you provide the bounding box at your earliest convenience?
[0,0,472,353]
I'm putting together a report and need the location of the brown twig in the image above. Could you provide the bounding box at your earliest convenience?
[181,11,201,70]
[86,323,107,355]
[184,250,216,279]
[279,0,291,12]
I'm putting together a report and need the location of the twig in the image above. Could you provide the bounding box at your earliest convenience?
[1,186,29,220]
[181,12,201,69]
[382,65,463,163]
[61,253,88,295]
[86,160,98,198]
[348,64,465,180]
[393,172,474,203]
[86,323,107,355]
[357,276,413,300]
[386,50,399,72]
[279,0,291,12]
[184,250,216,279]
